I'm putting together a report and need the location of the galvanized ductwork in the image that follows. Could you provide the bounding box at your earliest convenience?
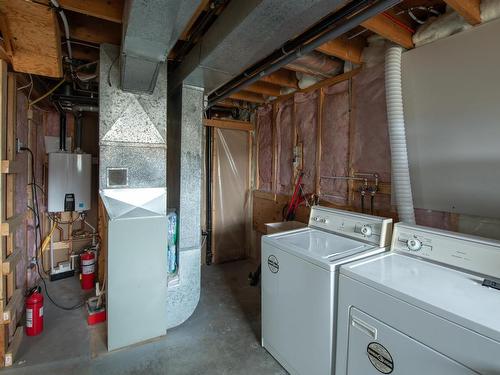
[121,0,203,93]
[170,0,353,94]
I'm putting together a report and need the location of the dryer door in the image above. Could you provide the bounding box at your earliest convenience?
[345,308,477,375]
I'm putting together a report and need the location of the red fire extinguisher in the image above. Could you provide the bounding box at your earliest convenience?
[80,251,96,290]
[26,289,43,336]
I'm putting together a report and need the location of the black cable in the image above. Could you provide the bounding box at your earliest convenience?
[27,182,45,195]
[107,55,119,87]
[21,147,84,311]
[48,212,82,225]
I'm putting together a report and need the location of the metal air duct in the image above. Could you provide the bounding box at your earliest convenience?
[121,0,203,93]
[170,0,356,94]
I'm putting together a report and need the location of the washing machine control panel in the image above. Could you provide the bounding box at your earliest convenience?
[392,223,500,278]
[309,206,393,247]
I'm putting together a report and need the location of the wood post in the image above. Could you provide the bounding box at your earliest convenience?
[0,64,25,367]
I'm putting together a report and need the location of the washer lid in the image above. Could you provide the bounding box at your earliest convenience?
[265,228,375,270]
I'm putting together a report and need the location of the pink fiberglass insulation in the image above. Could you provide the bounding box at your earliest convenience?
[15,92,47,289]
[16,93,29,289]
[276,98,294,195]
[45,110,60,136]
[294,90,318,193]
[351,191,392,215]
[257,105,273,191]
[320,81,349,205]
[351,63,391,183]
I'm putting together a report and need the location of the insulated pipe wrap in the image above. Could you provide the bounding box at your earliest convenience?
[385,45,416,224]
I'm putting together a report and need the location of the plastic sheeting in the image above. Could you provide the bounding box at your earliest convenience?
[213,128,250,263]
[256,105,273,191]
[320,81,349,205]
[276,98,294,195]
[294,90,318,193]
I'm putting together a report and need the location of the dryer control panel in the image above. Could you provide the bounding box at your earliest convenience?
[392,223,500,279]
[309,206,393,247]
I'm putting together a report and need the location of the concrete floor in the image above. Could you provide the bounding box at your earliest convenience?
[4,260,285,375]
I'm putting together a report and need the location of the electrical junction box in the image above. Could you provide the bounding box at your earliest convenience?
[48,153,91,213]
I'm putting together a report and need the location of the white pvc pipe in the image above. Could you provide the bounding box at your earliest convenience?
[385,45,416,224]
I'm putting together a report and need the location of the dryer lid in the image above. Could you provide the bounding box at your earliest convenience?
[341,252,500,342]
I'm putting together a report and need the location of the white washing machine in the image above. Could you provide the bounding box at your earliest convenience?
[261,206,393,375]
[335,222,500,375]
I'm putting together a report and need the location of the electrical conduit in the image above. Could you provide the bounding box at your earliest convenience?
[385,45,416,224]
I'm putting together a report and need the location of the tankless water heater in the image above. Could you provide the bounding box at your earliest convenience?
[48,152,91,213]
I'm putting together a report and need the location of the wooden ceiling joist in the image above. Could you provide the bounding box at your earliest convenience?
[274,68,360,103]
[230,91,266,104]
[260,69,298,89]
[443,0,481,25]
[215,99,235,108]
[179,0,211,41]
[0,0,63,77]
[36,0,124,23]
[245,81,282,97]
[362,13,414,49]
[285,63,327,78]
[203,118,254,132]
[316,37,364,64]
[70,46,99,62]
[66,12,121,45]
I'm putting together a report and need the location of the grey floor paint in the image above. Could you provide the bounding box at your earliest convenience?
[5,260,286,375]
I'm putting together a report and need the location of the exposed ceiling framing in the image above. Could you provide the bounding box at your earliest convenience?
[443,0,481,25]
[0,0,63,77]
[0,0,489,113]
[34,0,124,23]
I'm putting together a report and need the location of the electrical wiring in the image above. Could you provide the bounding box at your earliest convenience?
[49,0,74,78]
[22,147,84,311]
[27,182,45,195]
[48,212,82,225]
[29,79,65,108]
[107,55,119,87]
[17,74,33,92]
[63,40,99,49]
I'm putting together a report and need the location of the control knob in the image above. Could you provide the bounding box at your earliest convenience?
[360,225,373,237]
[407,238,422,251]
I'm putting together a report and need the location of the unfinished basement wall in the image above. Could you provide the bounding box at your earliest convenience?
[15,90,47,290]
[253,65,395,242]
[253,62,499,260]
[17,101,96,289]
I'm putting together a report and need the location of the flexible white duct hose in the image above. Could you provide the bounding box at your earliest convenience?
[385,45,416,224]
